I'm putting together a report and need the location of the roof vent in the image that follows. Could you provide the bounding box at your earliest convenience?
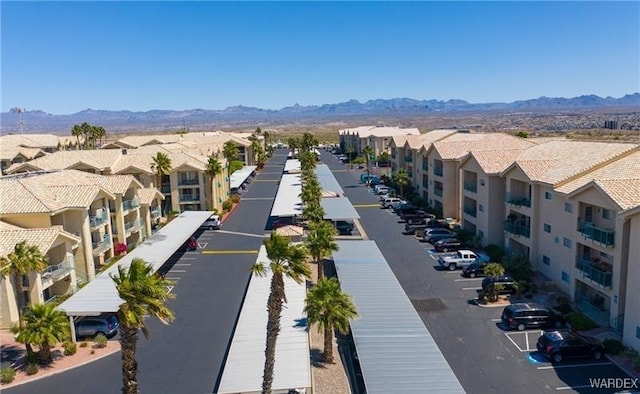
[122,149,127,155]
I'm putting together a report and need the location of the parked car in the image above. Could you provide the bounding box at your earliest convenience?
[433,239,466,253]
[184,236,198,251]
[74,313,119,339]
[399,209,429,222]
[375,186,390,195]
[501,303,566,331]
[461,261,489,278]
[199,215,221,230]
[402,223,429,235]
[422,228,456,243]
[381,197,405,209]
[334,220,355,235]
[481,275,518,295]
[392,203,415,214]
[536,329,605,363]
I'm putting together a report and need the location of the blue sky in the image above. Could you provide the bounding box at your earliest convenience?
[1,1,638,115]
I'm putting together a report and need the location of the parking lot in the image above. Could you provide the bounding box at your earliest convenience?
[322,151,637,394]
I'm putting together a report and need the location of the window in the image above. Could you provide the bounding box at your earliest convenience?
[602,209,613,220]
[544,224,551,233]
[480,179,485,186]
[563,237,572,248]
[564,202,573,213]
[545,191,553,200]
[561,271,570,283]
[636,326,640,340]
[554,237,559,244]
[543,255,550,266]
[479,204,484,212]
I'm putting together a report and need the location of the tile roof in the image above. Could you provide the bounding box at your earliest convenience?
[467,149,528,174]
[433,133,537,160]
[136,188,163,205]
[406,129,458,150]
[595,179,640,210]
[0,178,67,214]
[0,147,45,161]
[512,141,638,185]
[339,126,420,138]
[0,134,61,149]
[4,149,122,173]
[0,223,80,256]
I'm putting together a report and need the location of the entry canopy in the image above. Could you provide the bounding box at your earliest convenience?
[57,211,213,316]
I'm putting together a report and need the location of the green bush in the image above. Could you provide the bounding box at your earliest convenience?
[567,312,599,331]
[484,245,504,263]
[0,367,16,384]
[63,341,77,356]
[94,334,108,348]
[554,303,573,315]
[25,363,39,376]
[603,339,625,355]
[79,341,89,348]
[24,351,38,365]
[222,200,233,213]
[230,194,241,204]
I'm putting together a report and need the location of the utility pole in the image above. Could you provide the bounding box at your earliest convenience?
[10,107,25,134]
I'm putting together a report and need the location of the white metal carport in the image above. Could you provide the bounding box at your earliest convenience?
[230,166,257,190]
[57,211,213,340]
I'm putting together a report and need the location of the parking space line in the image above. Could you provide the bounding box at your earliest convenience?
[537,362,611,370]
[353,204,382,208]
[526,332,530,352]
[491,318,502,322]
[201,250,259,255]
[454,278,481,281]
[462,287,482,291]
[174,263,191,266]
[505,333,524,352]
[165,277,181,280]
[556,385,593,391]
[170,270,186,273]
[216,230,267,238]
[180,257,196,260]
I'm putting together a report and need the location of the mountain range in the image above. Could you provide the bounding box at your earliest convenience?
[2,93,639,134]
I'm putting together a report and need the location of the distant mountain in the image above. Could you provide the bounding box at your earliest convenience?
[2,93,638,134]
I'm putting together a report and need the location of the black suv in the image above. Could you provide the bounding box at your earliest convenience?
[536,329,605,363]
[462,261,488,278]
[501,303,565,331]
[335,221,354,235]
[481,275,518,295]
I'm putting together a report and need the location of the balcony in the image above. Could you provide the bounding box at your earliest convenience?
[575,257,613,288]
[505,192,531,208]
[92,235,111,255]
[122,198,140,212]
[433,188,443,197]
[463,207,477,217]
[89,210,108,228]
[433,167,443,177]
[179,194,201,202]
[422,180,428,189]
[124,218,143,235]
[404,156,413,163]
[178,178,199,186]
[422,162,428,171]
[504,220,531,238]
[577,219,615,247]
[463,182,477,193]
[151,207,161,219]
[41,255,74,283]
[161,184,171,194]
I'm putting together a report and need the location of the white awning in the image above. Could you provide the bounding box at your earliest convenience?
[57,211,213,315]
[230,166,257,189]
[322,197,361,220]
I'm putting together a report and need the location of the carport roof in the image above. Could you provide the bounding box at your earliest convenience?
[217,245,311,393]
[57,211,213,315]
[333,240,465,394]
[316,164,344,195]
[229,165,256,189]
[321,197,360,220]
[284,159,300,173]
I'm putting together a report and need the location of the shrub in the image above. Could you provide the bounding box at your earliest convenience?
[94,334,108,348]
[24,351,38,365]
[554,303,573,315]
[0,367,16,384]
[90,349,96,355]
[230,194,241,204]
[603,339,625,355]
[63,341,77,356]
[25,363,39,376]
[484,245,504,263]
[113,242,128,256]
[222,200,233,212]
[567,312,598,331]
[502,254,533,282]
[79,341,89,348]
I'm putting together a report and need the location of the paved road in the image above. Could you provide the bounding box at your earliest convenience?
[5,151,289,394]
[321,150,634,394]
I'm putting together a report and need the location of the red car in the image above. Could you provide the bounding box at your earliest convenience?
[184,236,198,251]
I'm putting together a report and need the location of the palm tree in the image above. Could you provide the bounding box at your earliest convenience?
[305,277,357,363]
[251,232,310,394]
[15,303,69,365]
[222,141,239,162]
[287,137,300,157]
[0,241,48,328]
[111,258,175,394]
[362,145,374,180]
[305,220,338,282]
[346,145,356,169]
[150,152,172,192]
[71,124,83,150]
[205,155,223,210]
[395,169,410,197]
[94,125,107,147]
[300,132,318,153]
[262,130,270,152]
[302,200,325,224]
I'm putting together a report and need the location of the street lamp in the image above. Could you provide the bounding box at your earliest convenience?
[10,107,25,134]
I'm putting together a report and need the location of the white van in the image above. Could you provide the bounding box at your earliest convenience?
[381,197,404,209]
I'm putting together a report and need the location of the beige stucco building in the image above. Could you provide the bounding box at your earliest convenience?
[339,125,420,157]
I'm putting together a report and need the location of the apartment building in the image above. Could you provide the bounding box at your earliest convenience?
[339,125,420,157]
[0,133,76,174]
[0,221,80,327]
[4,143,230,214]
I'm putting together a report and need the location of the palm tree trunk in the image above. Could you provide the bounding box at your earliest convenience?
[14,272,24,328]
[120,326,139,394]
[323,324,334,363]
[39,341,52,365]
[262,274,284,394]
[316,257,323,283]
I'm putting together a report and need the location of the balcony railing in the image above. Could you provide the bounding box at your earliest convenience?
[41,255,74,282]
[504,220,531,238]
[178,178,199,186]
[404,156,413,163]
[433,188,443,197]
[577,219,615,247]
[179,194,201,202]
[122,198,140,211]
[433,167,443,177]
[151,207,161,219]
[89,210,108,228]
[464,182,478,193]
[463,207,477,217]
[505,192,531,208]
[124,218,143,235]
[575,257,613,288]
[92,235,111,254]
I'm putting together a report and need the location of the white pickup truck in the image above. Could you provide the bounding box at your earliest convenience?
[438,250,488,271]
